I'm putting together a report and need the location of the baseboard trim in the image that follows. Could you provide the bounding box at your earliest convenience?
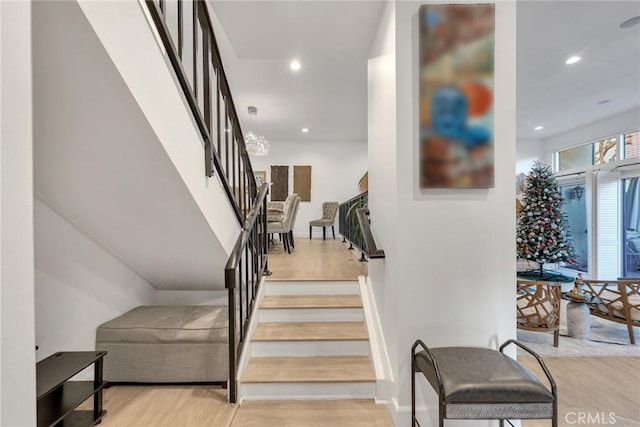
[390,397,437,426]
[359,275,394,404]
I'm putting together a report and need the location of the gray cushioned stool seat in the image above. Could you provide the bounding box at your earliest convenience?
[96,306,229,383]
[412,340,557,427]
[414,348,553,405]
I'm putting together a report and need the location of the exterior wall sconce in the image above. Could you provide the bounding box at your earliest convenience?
[569,185,585,201]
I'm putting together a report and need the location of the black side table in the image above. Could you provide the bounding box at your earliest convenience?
[37,351,107,427]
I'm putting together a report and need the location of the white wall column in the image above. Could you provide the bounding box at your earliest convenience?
[0,1,37,425]
[368,1,517,425]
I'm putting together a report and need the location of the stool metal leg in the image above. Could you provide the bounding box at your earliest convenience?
[411,356,416,427]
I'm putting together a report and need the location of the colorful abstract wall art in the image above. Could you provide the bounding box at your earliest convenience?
[419,4,495,188]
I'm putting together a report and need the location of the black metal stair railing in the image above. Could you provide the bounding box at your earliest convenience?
[338,191,385,261]
[145,0,256,222]
[143,0,271,403]
[225,183,270,403]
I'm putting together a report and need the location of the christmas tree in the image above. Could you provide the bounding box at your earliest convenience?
[517,162,575,277]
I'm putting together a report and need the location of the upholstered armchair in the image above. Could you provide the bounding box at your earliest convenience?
[309,202,339,240]
[517,280,561,347]
[267,201,285,222]
[267,195,300,254]
[289,197,302,248]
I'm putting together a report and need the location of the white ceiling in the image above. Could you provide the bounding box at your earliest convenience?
[212,1,639,143]
[211,0,385,142]
[517,1,640,139]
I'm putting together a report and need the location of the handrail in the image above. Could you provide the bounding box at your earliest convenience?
[225,182,270,403]
[225,183,269,276]
[355,208,385,259]
[338,192,384,260]
[144,0,257,224]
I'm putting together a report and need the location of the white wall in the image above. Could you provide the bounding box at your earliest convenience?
[543,107,640,164]
[155,290,228,306]
[367,2,517,425]
[34,200,232,375]
[249,141,368,237]
[31,0,240,291]
[34,201,157,367]
[517,137,544,174]
[0,1,36,425]
[78,0,241,255]
[367,0,398,405]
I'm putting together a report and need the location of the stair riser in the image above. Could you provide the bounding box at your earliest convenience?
[258,308,364,322]
[264,282,359,296]
[241,382,376,401]
[251,340,370,357]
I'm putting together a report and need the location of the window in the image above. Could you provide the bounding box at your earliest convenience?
[623,130,640,160]
[558,144,593,171]
[554,129,640,278]
[560,183,589,272]
[622,177,640,278]
[558,137,618,171]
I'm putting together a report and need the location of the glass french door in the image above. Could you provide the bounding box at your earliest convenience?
[559,182,590,273]
[622,176,640,278]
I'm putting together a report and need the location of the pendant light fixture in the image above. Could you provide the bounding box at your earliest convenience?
[244,106,269,156]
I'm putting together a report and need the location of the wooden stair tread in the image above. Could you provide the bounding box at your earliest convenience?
[252,322,368,341]
[242,356,375,383]
[265,278,359,282]
[261,295,363,309]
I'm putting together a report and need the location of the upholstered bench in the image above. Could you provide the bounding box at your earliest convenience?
[412,339,557,427]
[96,306,229,383]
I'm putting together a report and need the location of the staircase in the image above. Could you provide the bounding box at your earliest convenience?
[240,280,376,400]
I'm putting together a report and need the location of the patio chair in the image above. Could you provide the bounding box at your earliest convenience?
[516,280,561,347]
[583,279,640,344]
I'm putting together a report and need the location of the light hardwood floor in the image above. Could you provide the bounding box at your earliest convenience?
[231,400,393,427]
[94,357,639,426]
[266,237,367,280]
[90,242,639,426]
[520,357,640,427]
[86,385,237,427]
[242,356,376,383]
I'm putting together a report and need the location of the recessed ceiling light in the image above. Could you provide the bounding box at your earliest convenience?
[620,16,640,29]
[290,60,301,71]
[596,99,611,105]
[534,126,543,131]
[301,128,309,133]
[565,56,581,65]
